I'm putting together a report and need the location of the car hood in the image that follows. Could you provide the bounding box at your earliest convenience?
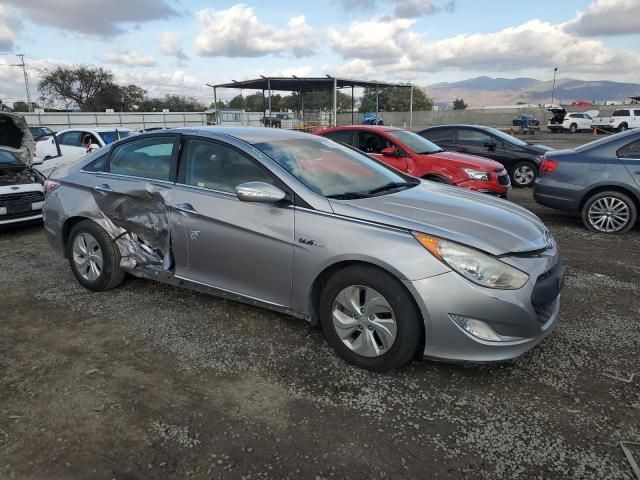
[0,112,35,166]
[422,151,504,170]
[329,182,550,256]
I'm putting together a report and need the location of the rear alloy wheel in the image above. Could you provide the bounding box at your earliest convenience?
[511,161,537,188]
[68,220,125,291]
[320,265,423,371]
[569,123,578,133]
[582,191,637,234]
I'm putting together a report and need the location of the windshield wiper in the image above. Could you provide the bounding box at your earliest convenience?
[366,182,414,195]
[417,149,445,154]
[326,192,370,200]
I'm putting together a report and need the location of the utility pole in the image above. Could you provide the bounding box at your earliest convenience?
[15,54,33,112]
[551,67,558,107]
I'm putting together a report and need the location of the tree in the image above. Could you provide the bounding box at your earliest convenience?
[12,101,32,112]
[38,65,116,111]
[87,84,147,111]
[359,86,433,112]
[137,94,206,112]
[453,98,468,110]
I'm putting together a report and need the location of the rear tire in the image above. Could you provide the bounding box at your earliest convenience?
[319,265,423,371]
[581,191,637,234]
[510,161,537,188]
[67,220,125,291]
[569,123,577,133]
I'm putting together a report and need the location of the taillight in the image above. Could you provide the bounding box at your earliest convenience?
[540,159,559,173]
[43,179,60,196]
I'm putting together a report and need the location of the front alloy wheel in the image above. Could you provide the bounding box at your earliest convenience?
[583,192,637,234]
[512,162,537,187]
[332,285,397,357]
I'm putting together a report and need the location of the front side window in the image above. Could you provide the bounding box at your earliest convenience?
[59,131,83,147]
[618,140,640,159]
[108,137,176,181]
[458,129,494,147]
[181,139,273,193]
[357,132,394,154]
[387,130,442,154]
[253,136,416,198]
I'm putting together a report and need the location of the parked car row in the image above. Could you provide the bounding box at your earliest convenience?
[548,107,640,133]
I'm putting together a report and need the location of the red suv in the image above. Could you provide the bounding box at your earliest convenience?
[316,126,510,197]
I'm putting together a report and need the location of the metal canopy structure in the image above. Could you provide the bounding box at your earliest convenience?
[207,76,414,128]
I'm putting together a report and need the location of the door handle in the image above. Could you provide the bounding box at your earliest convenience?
[94,184,113,193]
[174,203,198,215]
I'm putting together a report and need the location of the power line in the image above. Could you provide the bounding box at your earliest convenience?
[15,54,34,112]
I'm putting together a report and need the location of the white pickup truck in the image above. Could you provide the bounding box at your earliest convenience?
[592,108,640,132]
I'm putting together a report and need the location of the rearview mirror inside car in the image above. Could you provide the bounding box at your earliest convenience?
[236,182,286,204]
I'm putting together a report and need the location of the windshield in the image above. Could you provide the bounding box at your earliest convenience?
[484,127,529,147]
[387,130,442,154]
[98,130,134,144]
[252,136,416,198]
[0,150,22,166]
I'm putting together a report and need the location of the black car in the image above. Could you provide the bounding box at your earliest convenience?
[418,125,552,187]
[534,129,640,234]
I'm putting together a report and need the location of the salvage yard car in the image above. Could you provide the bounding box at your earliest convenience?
[0,113,45,226]
[534,129,640,234]
[43,127,565,370]
[418,125,552,188]
[547,108,598,133]
[316,125,510,197]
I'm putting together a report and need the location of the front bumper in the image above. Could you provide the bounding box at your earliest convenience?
[457,178,509,197]
[406,254,564,362]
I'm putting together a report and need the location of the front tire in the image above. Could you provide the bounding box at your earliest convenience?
[511,161,537,188]
[67,220,125,291]
[582,191,637,234]
[319,265,423,371]
[569,123,577,133]
[618,123,628,132]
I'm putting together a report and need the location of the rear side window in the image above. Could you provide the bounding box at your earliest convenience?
[422,128,454,145]
[180,139,273,193]
[612,110,630,117]
[618,140,640,159]
[458,129,494,146]
[108,136,176,181]
[84,154,108,172]
[322,130,354,146]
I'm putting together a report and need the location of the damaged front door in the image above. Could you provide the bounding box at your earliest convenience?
[91,135,180,271]
[170,138,294,308]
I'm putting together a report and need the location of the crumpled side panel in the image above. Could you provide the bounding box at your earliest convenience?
[92,183,173,272]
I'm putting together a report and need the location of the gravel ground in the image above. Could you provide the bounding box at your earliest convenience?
[1,132,639,479]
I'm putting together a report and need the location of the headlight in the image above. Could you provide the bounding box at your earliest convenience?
[461,168,490,181]
[413,233,529,289]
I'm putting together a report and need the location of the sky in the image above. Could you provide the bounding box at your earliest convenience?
[1,0,639,106]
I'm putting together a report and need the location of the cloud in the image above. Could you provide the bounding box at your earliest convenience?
[104,50,157,67]
[327,17,640,81]
[159,32,189,62]
[564,0,640,36]
[0,6,21,50]
[393,0,455,18]
[193,4,315,58]
[113,69,205,97]
[3,0,177,37]
[335,0,377,10]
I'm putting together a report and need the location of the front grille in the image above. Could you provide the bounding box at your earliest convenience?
[498,175,511,185]
[0,191,44,206]
[534,299,557,324]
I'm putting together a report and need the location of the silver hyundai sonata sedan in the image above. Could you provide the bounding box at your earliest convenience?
[42,127,565,370]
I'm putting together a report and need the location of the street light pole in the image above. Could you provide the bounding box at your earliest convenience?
[551,67,558,107]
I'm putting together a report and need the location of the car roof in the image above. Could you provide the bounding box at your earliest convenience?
[319,125,402,133]
[420,124,496,132]
[168,126,322,144]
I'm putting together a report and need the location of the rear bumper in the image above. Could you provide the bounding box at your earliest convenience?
[533,178,584,211]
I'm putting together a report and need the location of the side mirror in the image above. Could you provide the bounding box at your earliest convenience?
[381,146,398,156]
[484,141,496,150]
[236,182,286,204]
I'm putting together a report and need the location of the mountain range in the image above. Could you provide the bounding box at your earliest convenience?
[423,76,640,107]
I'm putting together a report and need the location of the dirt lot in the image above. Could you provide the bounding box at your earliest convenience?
[1,131,639,480]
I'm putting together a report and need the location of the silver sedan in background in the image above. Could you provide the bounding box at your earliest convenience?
[42,127,565,370]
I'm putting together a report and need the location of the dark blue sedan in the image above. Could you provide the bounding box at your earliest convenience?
[534,129,640,234]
